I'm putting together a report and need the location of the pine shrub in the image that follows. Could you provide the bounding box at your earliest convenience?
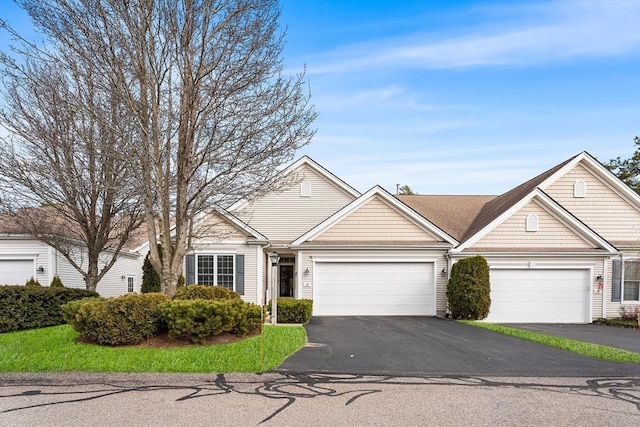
[446,256,491,320]
[141,250,161,293]
[50,276,65,288]
[25,277,41,287]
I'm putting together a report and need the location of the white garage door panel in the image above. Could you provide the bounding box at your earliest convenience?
[487,269,589,323]
[0,260,34,285]
[314,262,434,316]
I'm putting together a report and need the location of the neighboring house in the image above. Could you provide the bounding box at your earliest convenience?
[0,212,146,296]
[182,153,640,323]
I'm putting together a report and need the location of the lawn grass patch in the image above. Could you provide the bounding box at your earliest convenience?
[461,321,640,364]
[0,324,306,373]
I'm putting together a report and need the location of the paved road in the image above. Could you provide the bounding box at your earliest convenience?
[278,317,640,376]
[1,373,638,426]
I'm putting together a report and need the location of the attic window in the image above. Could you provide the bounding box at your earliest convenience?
[574,181,586,198]
[300,181,311,197]
[526,214,538,232]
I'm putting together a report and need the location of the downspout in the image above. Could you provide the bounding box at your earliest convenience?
[444,251,452,318]
[601,258,607,319]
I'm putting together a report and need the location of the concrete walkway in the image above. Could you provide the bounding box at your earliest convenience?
[505,323,640,353]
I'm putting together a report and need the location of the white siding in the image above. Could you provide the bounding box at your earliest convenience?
[238,164,356,241]
[0,238,51,285]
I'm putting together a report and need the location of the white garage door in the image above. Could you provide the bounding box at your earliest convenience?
[0,259,35,285]
[313,262,434,316]
[486,269,590,323]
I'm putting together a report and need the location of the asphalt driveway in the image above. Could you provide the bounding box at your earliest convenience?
[277,317,640,376]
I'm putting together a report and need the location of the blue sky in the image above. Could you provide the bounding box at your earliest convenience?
[2,0,639,195]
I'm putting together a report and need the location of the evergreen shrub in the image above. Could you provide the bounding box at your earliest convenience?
[446,256,491,320]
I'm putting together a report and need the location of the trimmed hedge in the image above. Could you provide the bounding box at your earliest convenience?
[446,256,491,320]
[161,299,263,344]
[71,293,170,346]
[174,285,241,301]
[267,298,313,324]
[0,285,99,332]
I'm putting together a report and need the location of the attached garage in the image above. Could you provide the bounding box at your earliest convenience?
[313,261,435,316]
[486,269,590,323]
[0,259,35,285]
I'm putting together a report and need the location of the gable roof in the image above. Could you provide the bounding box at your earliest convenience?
[460,154,578,242]
[453,188,617,253]
[229,155,361,213]
[398,194,496,241]
[292,186,458,246]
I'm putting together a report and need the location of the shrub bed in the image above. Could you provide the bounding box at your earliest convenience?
[174,284,241,300]
[161,299,263,344]
[0,285,99,333]
[267,298,313,323]
[69,293,170,346]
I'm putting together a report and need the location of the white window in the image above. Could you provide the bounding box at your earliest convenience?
[574,181,586,198]
[623,260,640,302]
[127,275,136,293]
[197,254,235,290]
[526,214,538,232]
[300,181,311,197]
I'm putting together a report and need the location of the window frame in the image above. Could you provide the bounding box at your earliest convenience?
[195,254,236,290]
[526,214,539,232]
[126,275,136,293]
[573,180,586,198]
[622,259,640,303]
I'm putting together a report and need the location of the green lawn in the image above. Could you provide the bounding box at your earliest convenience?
[462,321,640,364]
[0,324,306,373]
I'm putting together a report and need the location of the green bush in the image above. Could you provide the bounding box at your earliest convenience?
[0,286,99,332]
[141,250,161,293]
[25,277,41,287]
[60,297,105,332]
[73,293,170,346]
[446,256,491,320]
[161,299,263,344]
[267,298,313,323]
[50,276,65,288]
[173,285,241,301]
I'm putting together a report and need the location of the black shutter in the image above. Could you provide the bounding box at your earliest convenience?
[612,259,622,302]
[235,255,244,295]
[186,254,196,285]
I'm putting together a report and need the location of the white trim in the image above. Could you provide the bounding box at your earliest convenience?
[292,186,458,246]
[538,152,640,210]
[312,256,440,263]
[256,246,263,306]
[453,188,617,253]
[602,258,607,317]
[297,250,303,299]
[300,181,311,197]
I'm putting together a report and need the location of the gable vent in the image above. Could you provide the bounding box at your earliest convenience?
[300,181,311,197]
[574,181,586,198]
[526,214,539,232]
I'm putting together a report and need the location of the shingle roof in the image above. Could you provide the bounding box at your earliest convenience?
[460,154,578,242]
[397,195,496,241]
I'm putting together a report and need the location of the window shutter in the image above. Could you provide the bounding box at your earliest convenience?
[612,259,622,302]
[235,255,244,295]
[186,254,196,285]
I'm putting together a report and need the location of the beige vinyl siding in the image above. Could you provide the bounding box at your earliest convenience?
[471,200,596,250]
[193,213,248,242]
[298,249,449,315]
[95,253,145,297]
[238,164,356,241]
[313,196,443,243]
[545,163,640,244]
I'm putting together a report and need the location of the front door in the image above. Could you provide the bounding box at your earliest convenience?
[279,265,294,297]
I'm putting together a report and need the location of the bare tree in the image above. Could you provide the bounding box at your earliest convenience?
[7,0,317,296]
[0,26,145,291]
[398,185,415,195]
